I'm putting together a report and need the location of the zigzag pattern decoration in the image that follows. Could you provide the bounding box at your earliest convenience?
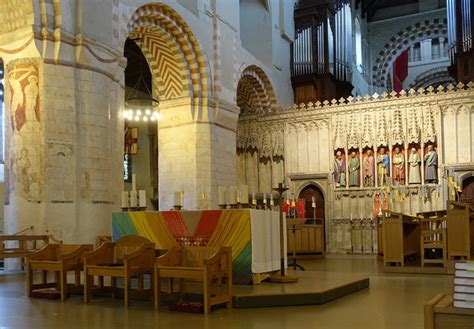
[125,3,210,107]
[372,18,448,88]
[237,65,278,115]
[130,27,185,100]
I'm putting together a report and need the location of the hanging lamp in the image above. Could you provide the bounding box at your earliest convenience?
[124,38,160,122]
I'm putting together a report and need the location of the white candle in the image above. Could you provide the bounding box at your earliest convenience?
[312,196,316,208]
[130,190,138,207]
[263,193,267,204]
[237,189,241,203]
[132,174,137,191]
[139,190,146,208]
[230,185,238,204]
[270,197,274,207]
[174,191,182,206]
[218,186,227,205]
[252,192,257,205]
[121,191,129,208]
[240,185,249,204]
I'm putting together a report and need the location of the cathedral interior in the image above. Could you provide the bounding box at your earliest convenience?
[0,0,473,328]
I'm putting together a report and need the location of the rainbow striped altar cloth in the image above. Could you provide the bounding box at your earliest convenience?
[112,209,285,284]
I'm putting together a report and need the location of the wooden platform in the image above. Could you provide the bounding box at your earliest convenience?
[232,270,369,308]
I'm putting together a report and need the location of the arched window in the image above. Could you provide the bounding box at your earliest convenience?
[354,18,363,71]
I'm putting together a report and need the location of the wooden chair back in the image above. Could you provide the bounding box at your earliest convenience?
[114,235,155,264]
[182,246,220,267]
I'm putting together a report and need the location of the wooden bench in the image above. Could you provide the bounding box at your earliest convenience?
[0,235,50,268]
[154,246,232,314]
[83,235,155,307]
[26,244,93,300]
[420,215,447,267]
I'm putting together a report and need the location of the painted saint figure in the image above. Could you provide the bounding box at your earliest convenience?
[333,150,346,187]
[377,146,390,186]
[363,149,375,187]
[392,146,405,184]
[424,145,438,183]
[348,151,360,187]
[408,148,421,184]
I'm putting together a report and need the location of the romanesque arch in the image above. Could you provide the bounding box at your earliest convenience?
[236,65,278,114]
[123,3,211,106]
[372,18,448,89]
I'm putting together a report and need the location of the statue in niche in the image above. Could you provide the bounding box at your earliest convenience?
[408,148,421,184]
[392,146,405,185]
[363,149,375,187]
[377,146,390,186]
[424,144,438,184]
[348,151,360,187]
[333,150,346,188]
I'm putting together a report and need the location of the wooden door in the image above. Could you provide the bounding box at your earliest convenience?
[299,185,325,220]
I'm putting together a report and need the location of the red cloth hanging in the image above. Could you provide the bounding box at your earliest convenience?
[393,49,409,93]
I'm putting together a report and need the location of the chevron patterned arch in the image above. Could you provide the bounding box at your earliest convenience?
[126,3,210,104]
[372,18,448,89]
[237,65,278,115]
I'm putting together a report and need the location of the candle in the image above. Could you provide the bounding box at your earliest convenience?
[240,185,249,204]
[130,190,138,207]
[270,196,274,207]
[252,192,257,206]
[139,190,146,208]
[230,185,238,204]
[132,174,137,191]
[121,191,129,208]
[312,196,316,208]
[237,189,241,203]
[263,193,267,204]
[218,186,227,205]
[174,191,182,206]
[291,194,296,207]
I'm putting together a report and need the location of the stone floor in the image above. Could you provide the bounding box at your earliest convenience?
[0,255,452,329]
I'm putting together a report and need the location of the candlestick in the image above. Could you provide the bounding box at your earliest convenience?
[240,185,249,204]
[130,190,138,208]
[121,191,129,209]
[139,190,146,208]
[174,191,182,207]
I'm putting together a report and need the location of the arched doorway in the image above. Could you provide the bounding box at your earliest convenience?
[298,183,326,252]
[299,184,325,222]
[461,176,474,209]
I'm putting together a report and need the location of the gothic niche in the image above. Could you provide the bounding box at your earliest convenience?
[333,149,346,188]
[348,148,360,188]
[407,143,421,185]
[376,146,390,186]
[362,147,375,187]
[424,142,438,184]
[392,145,405,185]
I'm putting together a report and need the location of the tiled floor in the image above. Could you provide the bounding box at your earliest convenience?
[0,255,452,329]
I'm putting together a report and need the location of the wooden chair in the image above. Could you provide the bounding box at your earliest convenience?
[420,215,447,267]
[0,235,49,268]
[83,235,155,306]
[95,235,112,247]
[154,246,232,314]
[26,244,93,300]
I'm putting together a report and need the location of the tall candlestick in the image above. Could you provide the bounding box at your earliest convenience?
[132,174,137,191]
[121,191,129,208]
[174,191,182,206]
[139,190,146,208]
[240,185,249,204]
[130,190,138,207]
